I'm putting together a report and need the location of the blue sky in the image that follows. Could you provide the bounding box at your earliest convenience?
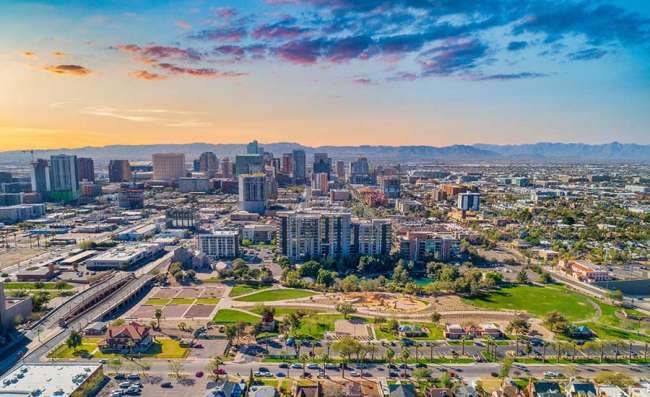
[0,0,649,150]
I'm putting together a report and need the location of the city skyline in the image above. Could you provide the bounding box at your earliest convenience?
[2,0,650,151]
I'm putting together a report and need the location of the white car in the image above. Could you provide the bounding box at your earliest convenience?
[111,391,123,397]
[544,371,560,378]
[349,370,360,377]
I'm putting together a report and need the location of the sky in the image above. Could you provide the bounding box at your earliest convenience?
[1,0,649,151]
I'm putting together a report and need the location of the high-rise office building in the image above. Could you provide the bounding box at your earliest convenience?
[246,140,263,155]
[292,149,306,184]
[152,153,185,181]
[197,152,219,176]
[335,160,346,180]
[238,174,268,214]
[349,157,370,185]
[77,157,95,182]
[221,157,232,178]
[379,176,401,198]
[281,153,293,174]
[108,160,131,182]
[49,154,79,201]
[235,154,264,176]
[313,153,331,178]
[311,172,329,194]
[30,159,51,198]
[351,219,392,257]
[277,208,351,263]
[457,192,480,211]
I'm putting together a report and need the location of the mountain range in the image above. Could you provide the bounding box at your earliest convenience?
[0,142,648,164]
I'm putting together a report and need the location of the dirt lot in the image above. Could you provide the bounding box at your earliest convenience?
[0,247,47,270]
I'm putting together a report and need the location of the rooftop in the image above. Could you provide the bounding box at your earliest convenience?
[0,363,102,397]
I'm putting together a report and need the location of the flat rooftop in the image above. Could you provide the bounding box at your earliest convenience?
[0,363,102,397]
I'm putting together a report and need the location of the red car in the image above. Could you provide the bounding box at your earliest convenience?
[195,371,204,378]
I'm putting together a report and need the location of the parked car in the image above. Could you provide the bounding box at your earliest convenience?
[127,374,140,381]
[307,364,319,370]
[160,382,173,389]
[278,363,289,369]
[275,372,286,378]
[118,382,131,389]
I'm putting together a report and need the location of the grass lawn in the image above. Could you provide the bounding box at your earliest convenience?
[48,337,188,359]
[170,298,196,305]
[250,306,321,317]
[373,325,398,341]
[235,288,317,302]
[3,282,73,290]
[229,284,270,297]
[402,322,444,340]
[463,284,596,322]
[48,337,103,359]
[212,309,261,324]
[145,298,170,305]
[195,297,220,304]
[582,321,650,343]
[295,314,368,339]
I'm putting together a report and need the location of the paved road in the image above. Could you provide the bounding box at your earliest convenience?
[107,358,650,382]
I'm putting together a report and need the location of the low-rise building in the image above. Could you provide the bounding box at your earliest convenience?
[99,321,153,353]
[563,259,611,282]
[242,224,276,244]
[1,284,33,332]
[0,363,104,397]
[86,243,163,270]
[115,223,158,241]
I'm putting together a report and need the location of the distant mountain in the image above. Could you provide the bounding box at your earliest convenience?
[0,142,648,164]
[474,142,650,162]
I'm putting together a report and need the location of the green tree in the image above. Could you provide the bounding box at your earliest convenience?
[66,330,82,351]
[154,308,163,330]
[413,368,432,381]
[335,302,357,319]
[499,356,513,379]
[430,311,441,324]
[516,270,529,284]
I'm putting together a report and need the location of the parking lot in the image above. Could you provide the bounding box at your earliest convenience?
[98,373,211,397]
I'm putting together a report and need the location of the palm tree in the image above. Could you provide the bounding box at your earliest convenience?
[461,335,468,356]
[154,308,163,330]
[127,339,136,356]
[369,343,376,361]
[414,343,420,362]
[400,348,410,377]
[385,347,395,367]
[325,341,331,361]
[541,341,547,363]
[206,356,224,381]
[300,353,309,376]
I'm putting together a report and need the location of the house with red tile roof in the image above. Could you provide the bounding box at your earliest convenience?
[99,321,153,353]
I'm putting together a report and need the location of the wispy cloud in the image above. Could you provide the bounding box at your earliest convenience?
[129,70,167,80]
[78,106,211,128]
